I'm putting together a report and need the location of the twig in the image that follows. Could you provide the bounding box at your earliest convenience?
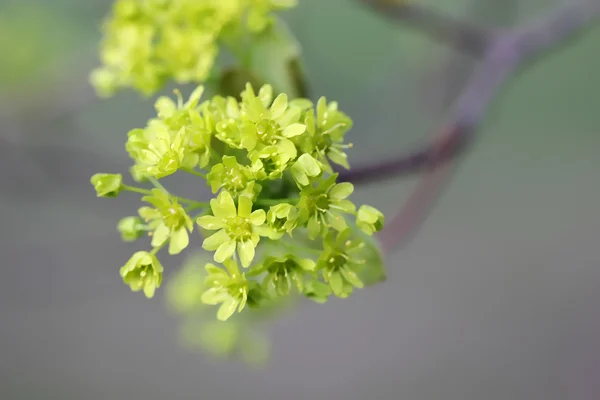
[356,0,496,56]
[348,0,600,252]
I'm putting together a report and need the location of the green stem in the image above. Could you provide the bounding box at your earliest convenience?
[150,239,168,256]
[183,168,207,179]
[148,177,168,192]
[146,176,209,207]
[122,185,152,195]
[186,203,209,213]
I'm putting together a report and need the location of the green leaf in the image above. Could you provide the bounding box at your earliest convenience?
[247,17,308,98]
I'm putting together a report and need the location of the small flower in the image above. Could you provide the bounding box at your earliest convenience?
[290,153,323,186]
[302,279,332,304]
[316,229,366,298]
[138,189,194,255]
[266,203,298,239]
[239,84,306,154]
[357,205,385,235]
[120,251,164,298]
[249,142,297,180]
[249,254,315,296]
[92,0,297,96]
[201,259,249,321]
[117,216,146,242]
[129,124,186,179]
[90,173,123,197]
[197,191,269,268]
[206,156,258,198]
[301,97,354,171]
[297,174,356,239]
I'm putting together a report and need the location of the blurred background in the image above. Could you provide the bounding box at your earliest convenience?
[1,0,600,399]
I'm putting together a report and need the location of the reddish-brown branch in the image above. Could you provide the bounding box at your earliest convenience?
[353,0,600,253]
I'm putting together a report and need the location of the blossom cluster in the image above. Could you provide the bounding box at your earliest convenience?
[91,0,296,96]
[91,83,385,321]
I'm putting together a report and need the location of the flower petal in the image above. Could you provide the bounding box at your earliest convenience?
[237,195,253,218]
[197,215,225,230]
[250,209,266,226]
[217,296,239,321]
[212,191,236,218]
[328,271,345,297]
[202,229,230,251]
[202,288,227,305]
[282,123,306,138]
[214,240,237,263]
[151,223,170,247]
[329,182,354,200]
[238,240,256,268]
[270,93,288,120]
[168,227,189,255]
[326,211,347,231]
[340,266,364,289]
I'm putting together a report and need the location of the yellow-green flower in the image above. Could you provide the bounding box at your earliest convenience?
[301,97,354,171]
[249,254,315,296]
[357,205,385,235]
[316,229,366,298]
[117,216,147,242]
[239,84,306,154]
[201,259,249,321]
[265,203,298,239]
[249,143,297,180]
[139,189,194,255]
[206,156,259,198]
[297,174,356,239]
[92,0,297,96]
[128,124,186,179]
[90,173,123,197]
[197,191,270,268]
[120,251,164,298]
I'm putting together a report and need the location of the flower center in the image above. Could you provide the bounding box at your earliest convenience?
[262,154,280,177]
[226,216,252,240]
[256,119,278,144]
[224,167,246,191]
[315,194,330,211]
[315,133,332,152]
[327,253,347,270]
[160,205,185,229]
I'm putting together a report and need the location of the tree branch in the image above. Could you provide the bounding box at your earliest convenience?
[356,0,495,56]
[347,0,600,252]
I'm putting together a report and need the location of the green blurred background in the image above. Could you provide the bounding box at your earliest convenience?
[1,0,600,399]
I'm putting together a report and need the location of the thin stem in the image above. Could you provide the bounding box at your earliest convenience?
[186,203,209,213]
[145,176,209,206]
[148,177,168,192]
[122,185,152,196]
[150,238,168,256]
[183,168,207,179]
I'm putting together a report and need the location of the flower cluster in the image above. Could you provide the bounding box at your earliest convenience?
[91,83,385,319]
[91,0,297,96]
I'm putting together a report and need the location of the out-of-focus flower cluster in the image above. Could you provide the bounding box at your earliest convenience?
[91,83,385,321]
[91,0,297,96]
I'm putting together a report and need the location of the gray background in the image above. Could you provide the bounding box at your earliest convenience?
[1,0,600,399]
